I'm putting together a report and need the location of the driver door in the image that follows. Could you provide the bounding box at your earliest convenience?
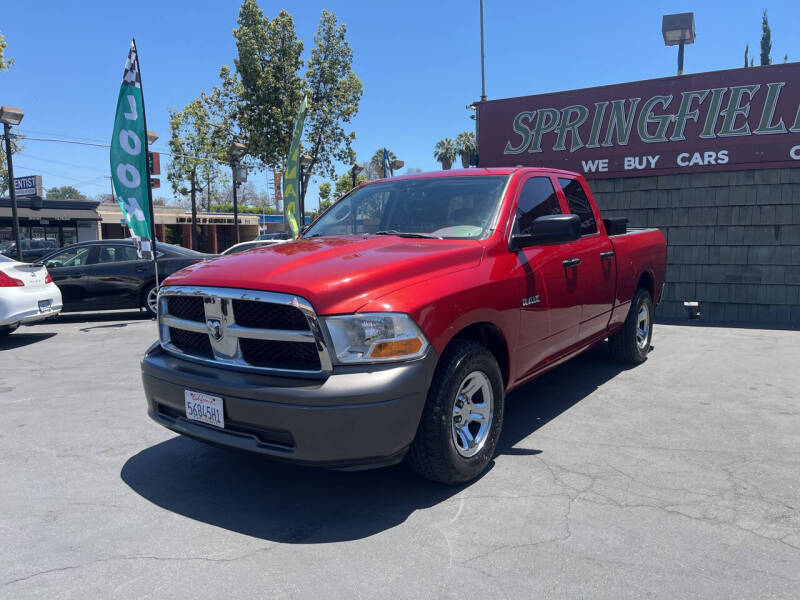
[510,175,580,380]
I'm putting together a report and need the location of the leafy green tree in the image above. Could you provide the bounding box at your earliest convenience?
[167,98,227,247]
[335,171,367,196]
[318,181,331,203]
[0,137,21,196]
[433,138,456,170]
[300,10,362,203]
[46,186,85,199]
[0,32,13,72]
[760,9,771,66]
[234,2,303,169]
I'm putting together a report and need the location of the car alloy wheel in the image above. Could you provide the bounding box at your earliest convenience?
[451,370,494,458]
[147,286,158,315]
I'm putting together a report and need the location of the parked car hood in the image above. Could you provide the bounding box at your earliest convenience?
[162,235,484,314]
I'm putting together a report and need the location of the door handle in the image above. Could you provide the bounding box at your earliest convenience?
[70,273,84,278]
[562,258,581,268]
[600,251,615,260]
[135,266,147,272]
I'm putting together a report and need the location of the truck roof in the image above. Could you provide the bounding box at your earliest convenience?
[374,166,582,184]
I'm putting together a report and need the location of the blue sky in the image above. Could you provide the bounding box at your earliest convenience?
[2,0,799,210]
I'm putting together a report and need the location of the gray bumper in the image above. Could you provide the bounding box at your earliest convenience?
[140,343,438,469]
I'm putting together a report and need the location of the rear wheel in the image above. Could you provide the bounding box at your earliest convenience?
[0,323,19,337]
[609,287,653,364]
[407,339,504,485]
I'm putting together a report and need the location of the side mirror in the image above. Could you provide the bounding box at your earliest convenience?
[510,214,581,250]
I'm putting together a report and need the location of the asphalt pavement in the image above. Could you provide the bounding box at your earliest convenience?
[1,312,798,599]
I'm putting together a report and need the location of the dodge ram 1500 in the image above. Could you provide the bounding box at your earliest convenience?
[141,167,666,484]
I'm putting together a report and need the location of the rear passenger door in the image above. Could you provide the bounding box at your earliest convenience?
[556,177,615,341]
[511,175,581,379]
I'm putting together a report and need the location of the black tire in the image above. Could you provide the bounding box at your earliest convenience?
[407,339,505,485]
[0,323,19,337]
[142,283,158,317]
[609,287,653,364]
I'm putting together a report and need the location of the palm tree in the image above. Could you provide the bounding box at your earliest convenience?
[433,138,456,170]
[368,148,397,179]
[455,131,476,168]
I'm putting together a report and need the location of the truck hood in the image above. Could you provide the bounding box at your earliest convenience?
[163,235,483,315]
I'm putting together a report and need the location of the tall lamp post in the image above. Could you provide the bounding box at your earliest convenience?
[299,154,313,228]
[350,163,363,189]
[1,106,24,261]
[662,12,696,75]
[229,141,247,245]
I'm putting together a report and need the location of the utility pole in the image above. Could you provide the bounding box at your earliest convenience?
[480,0,487,102]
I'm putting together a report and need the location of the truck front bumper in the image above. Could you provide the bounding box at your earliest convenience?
[141,343,438,470]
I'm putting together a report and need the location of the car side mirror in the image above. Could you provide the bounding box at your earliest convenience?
[510,214,581,250]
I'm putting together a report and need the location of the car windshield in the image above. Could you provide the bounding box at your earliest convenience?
[303,176,509,240]
[0,254,12,262]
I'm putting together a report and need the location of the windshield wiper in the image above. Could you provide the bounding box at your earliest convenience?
[374,230,442,239]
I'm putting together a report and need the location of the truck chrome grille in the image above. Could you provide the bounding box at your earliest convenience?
[157,286,332,378]
[239,338,321,370]
[169,327,214,358]
[231,299,309,330]
[167,296,205,323]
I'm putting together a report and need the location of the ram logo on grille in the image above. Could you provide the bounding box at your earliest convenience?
[206,318,223,341]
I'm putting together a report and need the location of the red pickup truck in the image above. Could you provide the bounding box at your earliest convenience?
[141,168,666,484]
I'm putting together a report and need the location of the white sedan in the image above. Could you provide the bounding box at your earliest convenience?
[0,254,63,336]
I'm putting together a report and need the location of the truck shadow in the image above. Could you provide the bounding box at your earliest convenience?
[121,343,633,543]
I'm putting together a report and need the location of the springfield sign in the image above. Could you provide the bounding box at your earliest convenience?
[477,63,800,178]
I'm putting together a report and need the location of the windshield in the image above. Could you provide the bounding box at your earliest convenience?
[304,176,509,240]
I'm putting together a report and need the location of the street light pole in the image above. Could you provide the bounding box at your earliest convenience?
[479,0,487,102]
[232,178,240,245]
[662,13,695,76]
[229,141,247,246]
[1,106,25,262]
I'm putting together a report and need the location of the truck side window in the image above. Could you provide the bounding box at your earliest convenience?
[558,178,597,236]
[514,177,561,235]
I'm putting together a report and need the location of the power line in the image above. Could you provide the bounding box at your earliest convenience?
[12,134,219,164]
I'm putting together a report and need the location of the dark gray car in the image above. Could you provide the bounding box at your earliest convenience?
[40,239,215,315]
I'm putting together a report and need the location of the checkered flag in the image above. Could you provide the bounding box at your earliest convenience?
[122,39,141,88]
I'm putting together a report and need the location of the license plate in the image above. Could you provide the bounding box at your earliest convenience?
[184,390,225,428]
[38,299,52,313]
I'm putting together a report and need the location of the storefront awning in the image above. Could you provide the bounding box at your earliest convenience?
[0,208,102,221]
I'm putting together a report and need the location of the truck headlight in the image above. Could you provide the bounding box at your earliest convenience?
[323,313,429,363]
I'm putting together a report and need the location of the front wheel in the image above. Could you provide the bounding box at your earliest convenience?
[143,283,158,317]
[609,287,653,364]
[407,340,505,485]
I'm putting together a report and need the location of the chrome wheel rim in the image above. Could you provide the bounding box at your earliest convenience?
[636,304,650,351]
[147,287,158,314]
[451,370,494,458]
